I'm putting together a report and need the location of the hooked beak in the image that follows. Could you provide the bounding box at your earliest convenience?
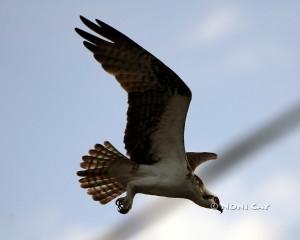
[217,204,223,214]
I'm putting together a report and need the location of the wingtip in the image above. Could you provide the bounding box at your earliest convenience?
[78,15,105,28]
[79,15,95,26]
[79,15,86,21]
[74,28,86,39]
[74,27,86,36]
[208,152,218,160]
[83,41,98,52]
[77,170,85,177]
[95,19,110,29]
[95,19,103,26]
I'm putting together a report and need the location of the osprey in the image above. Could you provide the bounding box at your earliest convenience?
[75,16,222,214]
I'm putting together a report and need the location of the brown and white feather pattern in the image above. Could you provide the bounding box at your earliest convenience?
[77,142,127,204]
[75,16,192,166]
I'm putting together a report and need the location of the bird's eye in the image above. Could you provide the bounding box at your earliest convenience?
[213,197,219,205]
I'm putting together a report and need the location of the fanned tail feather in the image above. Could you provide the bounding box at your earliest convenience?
[77,141,128,204]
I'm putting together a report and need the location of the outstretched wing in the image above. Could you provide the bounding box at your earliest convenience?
[186,152,218,171]
[75,16,192,166]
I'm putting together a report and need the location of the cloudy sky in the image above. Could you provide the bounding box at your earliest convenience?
[1,1,300,239]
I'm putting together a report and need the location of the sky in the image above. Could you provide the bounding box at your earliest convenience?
[1,1,300,239]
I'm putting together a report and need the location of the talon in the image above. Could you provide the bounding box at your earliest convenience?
[115,197,124,208]
[119,207,130,214]
[115,198,121,207]
[115,197,130,214]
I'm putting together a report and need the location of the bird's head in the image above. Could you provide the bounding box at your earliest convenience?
[191,175,223,213]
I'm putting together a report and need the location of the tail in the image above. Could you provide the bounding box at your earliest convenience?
[77,141,129,204]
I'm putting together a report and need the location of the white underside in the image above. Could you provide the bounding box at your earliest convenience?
[132,162,192,199]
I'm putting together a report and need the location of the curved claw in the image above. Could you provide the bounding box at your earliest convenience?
[119,207,130,214]
[115,198,122,207]
[115,197,130,214]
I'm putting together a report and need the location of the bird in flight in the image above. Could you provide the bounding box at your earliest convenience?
[75,16,222,214]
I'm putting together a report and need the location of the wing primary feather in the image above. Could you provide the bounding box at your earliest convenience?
[94,19,131,43]
[83,41,98,52]
[80,15,119,44]
[79,16,141,48]
[75,28,107,45]
[79,15,110,40]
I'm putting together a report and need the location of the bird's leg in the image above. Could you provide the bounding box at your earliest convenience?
[115,177,159,214]
[115,182,136,214]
